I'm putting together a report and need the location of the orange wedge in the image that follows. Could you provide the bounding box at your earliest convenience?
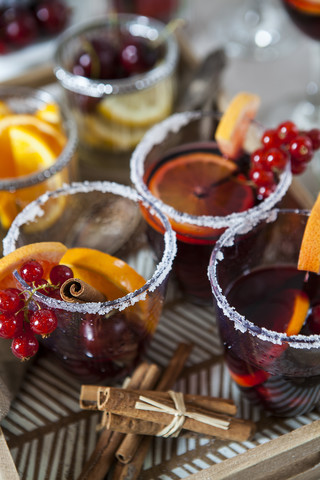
[285,290,310,336]
[215,92,261,159]
[0,242,67,289]
[298,192,320,274]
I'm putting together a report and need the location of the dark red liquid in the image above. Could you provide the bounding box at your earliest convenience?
[283,0,320,41]
[145,143,255,303]
[220,265,320,416]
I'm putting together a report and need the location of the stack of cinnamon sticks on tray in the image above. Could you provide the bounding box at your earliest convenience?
[78,343,256,480]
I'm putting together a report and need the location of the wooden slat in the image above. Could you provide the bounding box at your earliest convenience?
[0,63,55,88]
[187,419,320,480]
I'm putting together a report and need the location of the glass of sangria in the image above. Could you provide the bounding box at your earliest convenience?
[208,207,320,417]
[2,181,176,384]
[54,14,178,183]
[130,109,292,304]
[0,86,78,253]
[281,0,320,128]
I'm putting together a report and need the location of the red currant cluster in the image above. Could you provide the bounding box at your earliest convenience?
[0,0,70,55]
[249,121,320,200]
[0,260,73,360]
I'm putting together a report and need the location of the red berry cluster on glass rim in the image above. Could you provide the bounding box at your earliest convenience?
[0,260,73,360]
[249,120,320,200]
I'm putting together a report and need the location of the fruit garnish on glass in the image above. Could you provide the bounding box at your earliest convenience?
[131,90,317,303]
[2,181,176,383]
[54,14,178,171]
[0,87,77,237]
[208,193,320,416]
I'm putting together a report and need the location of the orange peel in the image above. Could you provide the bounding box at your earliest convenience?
[215,91,261,159]
[298,192,320,274]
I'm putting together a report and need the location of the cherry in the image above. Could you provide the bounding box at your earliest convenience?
[73,38,118,80]
[0,312,23,339]
[50,264,74,286]
[3,7,38,47]
[30,309,58,336]
[120,36,159,75]
[11,329,39,360]
[20,259,44,284]
[276,121,298,145]
[34,0,70,35]
[261,129,281,149]
[0,288,23,313]
[289,134,313,164]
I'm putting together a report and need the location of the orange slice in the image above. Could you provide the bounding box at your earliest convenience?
[285,0,320,14]
[215,92,261,159]
[147,151,254,238]
[0,242,67,289]
[298,192,320,274]
[285,290,310,336]
[59,247,158,333]
[35,103,62,127]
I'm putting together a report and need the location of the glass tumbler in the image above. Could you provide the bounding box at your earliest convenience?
[208,208,320,416]
[3,181,176,384]
[54,14,178,183]
[131,110,292,304]
[0,86,78,254]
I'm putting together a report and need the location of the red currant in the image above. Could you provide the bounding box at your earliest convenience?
[30,309,58,336]
[49,264,74,286]
[0,288,23,313]
[20,260,44,284]
[305,129,320,151]
[276,121,298,145]
[261,129,281,149]
[250,148,268,169]
[11,330,39,360]
[249,167,275,187]
[264,147,289,171]
[0,312,23,339]
[289,134,313,164]
[256,184,276,200]
[291,160,308,175]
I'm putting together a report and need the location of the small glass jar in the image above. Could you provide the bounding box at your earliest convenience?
[54,14,179,183]
[0,86,78,253]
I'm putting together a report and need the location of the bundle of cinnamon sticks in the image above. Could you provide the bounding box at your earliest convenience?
[78,343,256,480]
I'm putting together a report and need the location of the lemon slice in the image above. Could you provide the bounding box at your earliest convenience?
[97,81,173,128]
[215,92,261,159]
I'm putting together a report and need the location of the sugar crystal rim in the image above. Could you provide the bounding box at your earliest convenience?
[0,86,78,192]
[207,207,320,349]
[130,110,292,229]
[3,181,177,315]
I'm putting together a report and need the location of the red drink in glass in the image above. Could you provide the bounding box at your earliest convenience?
[282,0,320,41]
[209,208,320,416]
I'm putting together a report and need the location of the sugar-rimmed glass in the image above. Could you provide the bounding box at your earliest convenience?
[54,14,179,183]
[3,181,176,384]
[0,86,78,252]
[208,207,320,417]
[131,110,292,304]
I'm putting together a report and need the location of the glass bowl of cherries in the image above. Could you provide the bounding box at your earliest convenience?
[54,14,179,180]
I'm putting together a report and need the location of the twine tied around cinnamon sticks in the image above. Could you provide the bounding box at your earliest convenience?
[135,391,230,438]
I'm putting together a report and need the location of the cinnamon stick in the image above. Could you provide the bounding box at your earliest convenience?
[106,409,254,441]
[96,388,236,416]
[111,343,193,478]
[98,388,254,441]
[77,362,150,480]
[60,278,106,303]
